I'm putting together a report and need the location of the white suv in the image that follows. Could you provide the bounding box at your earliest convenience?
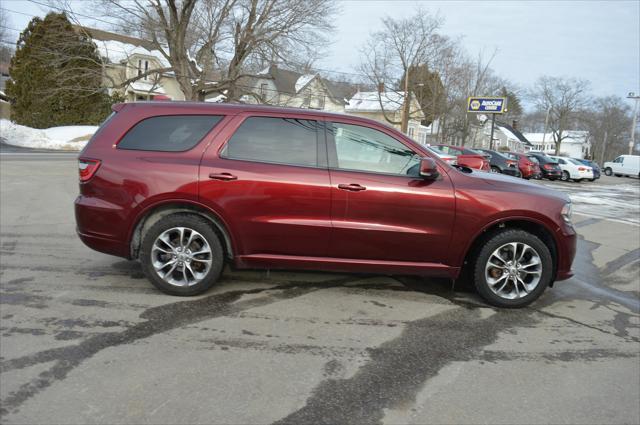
[603,155,640,178]
[549,156,594,182]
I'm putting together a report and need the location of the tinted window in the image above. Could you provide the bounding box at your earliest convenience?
[330,123,420,175]
[221,117,318,167]
[118,115,222,152]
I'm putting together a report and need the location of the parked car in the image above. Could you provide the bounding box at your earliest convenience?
[603,155,640,178]
[574,159,600,181]
[527,153,562,180]
[507,152,541,180]
[431,145,491,171]
[425,146,457,166]
[476,149,521,177]
[549,156,594,182]
[76,103,577,308]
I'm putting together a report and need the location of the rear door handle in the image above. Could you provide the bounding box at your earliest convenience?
[338,183,366,192]
[209,172,237,181]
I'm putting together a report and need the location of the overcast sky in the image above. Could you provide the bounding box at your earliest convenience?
[2,0,639,107]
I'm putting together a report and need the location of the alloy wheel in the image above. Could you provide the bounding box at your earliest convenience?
[151,227,213,287]
[484,242,543,300]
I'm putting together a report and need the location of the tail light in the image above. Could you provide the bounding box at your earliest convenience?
[543,164,554,170]
[79,159,101,182]
[578,167,587,171]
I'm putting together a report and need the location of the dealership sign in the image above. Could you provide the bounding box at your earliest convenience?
[467,97,507,114]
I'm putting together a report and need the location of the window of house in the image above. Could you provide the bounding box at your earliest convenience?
[137,59,150,80]
[408,127,414,137]
[329,122,420,175]
[317,95,325,110]
[117,115,222,152]
[260,83,268,100]
[221,117,319,167]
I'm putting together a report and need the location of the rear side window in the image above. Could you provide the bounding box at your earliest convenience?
[221,117,319,167]
[117,115,222,152]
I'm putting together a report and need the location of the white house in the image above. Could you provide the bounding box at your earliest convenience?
[524,131,591,158]
[76,26,185,102]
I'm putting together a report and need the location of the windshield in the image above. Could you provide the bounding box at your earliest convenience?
[568,158,585,166]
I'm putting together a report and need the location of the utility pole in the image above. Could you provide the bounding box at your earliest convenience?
[627,92,640,155]
[489,114,496,150]
[401,68,411,134]
[600,130,608,165]
[541,107,551,151]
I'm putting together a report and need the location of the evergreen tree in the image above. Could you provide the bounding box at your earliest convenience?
[5,13,115,128]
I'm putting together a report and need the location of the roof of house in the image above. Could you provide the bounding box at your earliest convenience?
[496,121,533,146]
[524,131,589,144]
[73,26,170,67]
[345,91,406,112]
[256,65,357,103]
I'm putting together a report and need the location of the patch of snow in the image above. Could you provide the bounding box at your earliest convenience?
[0,119,97,151]
[205,94,226,103]
[130,80,166,94]
[186,50,203,73]
[93,39,170,67]
[295,74,316,92]
[345,91,405,112]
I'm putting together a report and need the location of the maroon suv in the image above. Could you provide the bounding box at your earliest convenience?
[76,103,576,308]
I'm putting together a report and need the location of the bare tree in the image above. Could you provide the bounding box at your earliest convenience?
[78,0,336,101]
[581,96,632,163]
[359,8,443,133]
[530,76,591,155]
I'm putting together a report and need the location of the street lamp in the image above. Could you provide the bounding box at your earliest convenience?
[627,92,640,155]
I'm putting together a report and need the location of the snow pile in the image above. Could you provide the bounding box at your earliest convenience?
[295,74,316,92]
[93,39,170,68]
[0,119,98,150]
[345,91,406,112]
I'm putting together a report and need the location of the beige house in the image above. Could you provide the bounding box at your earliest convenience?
[239,65,356,112]
[76,27,185,102]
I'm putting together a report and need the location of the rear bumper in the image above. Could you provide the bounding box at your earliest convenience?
[502,168,521,177]
[76,229,130,258]
[75,195,129,258]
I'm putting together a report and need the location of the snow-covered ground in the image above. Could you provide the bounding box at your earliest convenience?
[0,119,97,151]
[538,179,640,225]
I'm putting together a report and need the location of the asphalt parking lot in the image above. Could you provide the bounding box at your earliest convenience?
[1,153,639,424]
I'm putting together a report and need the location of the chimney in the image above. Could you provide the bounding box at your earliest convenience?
[512,120,518,130]
[378,82,385,93]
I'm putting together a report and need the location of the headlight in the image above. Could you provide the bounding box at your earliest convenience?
[561,202,573,224]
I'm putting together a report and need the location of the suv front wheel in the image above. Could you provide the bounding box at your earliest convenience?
[140,213,224,296]
[473,229,553,308]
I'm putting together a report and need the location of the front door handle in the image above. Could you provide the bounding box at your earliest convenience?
[209,172,237,181]
[338,183,366,192]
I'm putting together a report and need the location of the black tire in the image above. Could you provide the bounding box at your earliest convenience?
[490,166,501,174]
[561,171,570,181]
[473,229,553,308]
[604,167,612,176]
[139,213,224,296]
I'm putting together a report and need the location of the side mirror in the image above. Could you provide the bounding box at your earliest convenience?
[419,157,440,180]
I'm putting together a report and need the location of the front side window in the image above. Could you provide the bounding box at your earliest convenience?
[614,156,623,163]
[117,115,222,152]
[221,117,319,167]
[329,122,420,175]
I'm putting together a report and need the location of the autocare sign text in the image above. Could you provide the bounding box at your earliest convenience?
[467,97,507,113]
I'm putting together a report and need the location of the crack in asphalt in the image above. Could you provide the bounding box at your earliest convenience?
[273,306,533,425]
[0,277,356,417]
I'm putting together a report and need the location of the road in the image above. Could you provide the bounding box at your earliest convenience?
[1,154,639,424]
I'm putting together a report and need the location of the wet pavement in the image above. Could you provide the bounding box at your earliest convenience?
[1,157,639,424]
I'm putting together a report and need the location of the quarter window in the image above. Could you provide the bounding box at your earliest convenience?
[117,115,222,152]
[329,122,420,175]
[221,117,319,167]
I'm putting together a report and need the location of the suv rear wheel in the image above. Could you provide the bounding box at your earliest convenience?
[473,229,553,308]
[140,213,224,296]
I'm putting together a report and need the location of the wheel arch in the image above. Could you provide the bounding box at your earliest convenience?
[128,201,235,261]
[461,218,558,283]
